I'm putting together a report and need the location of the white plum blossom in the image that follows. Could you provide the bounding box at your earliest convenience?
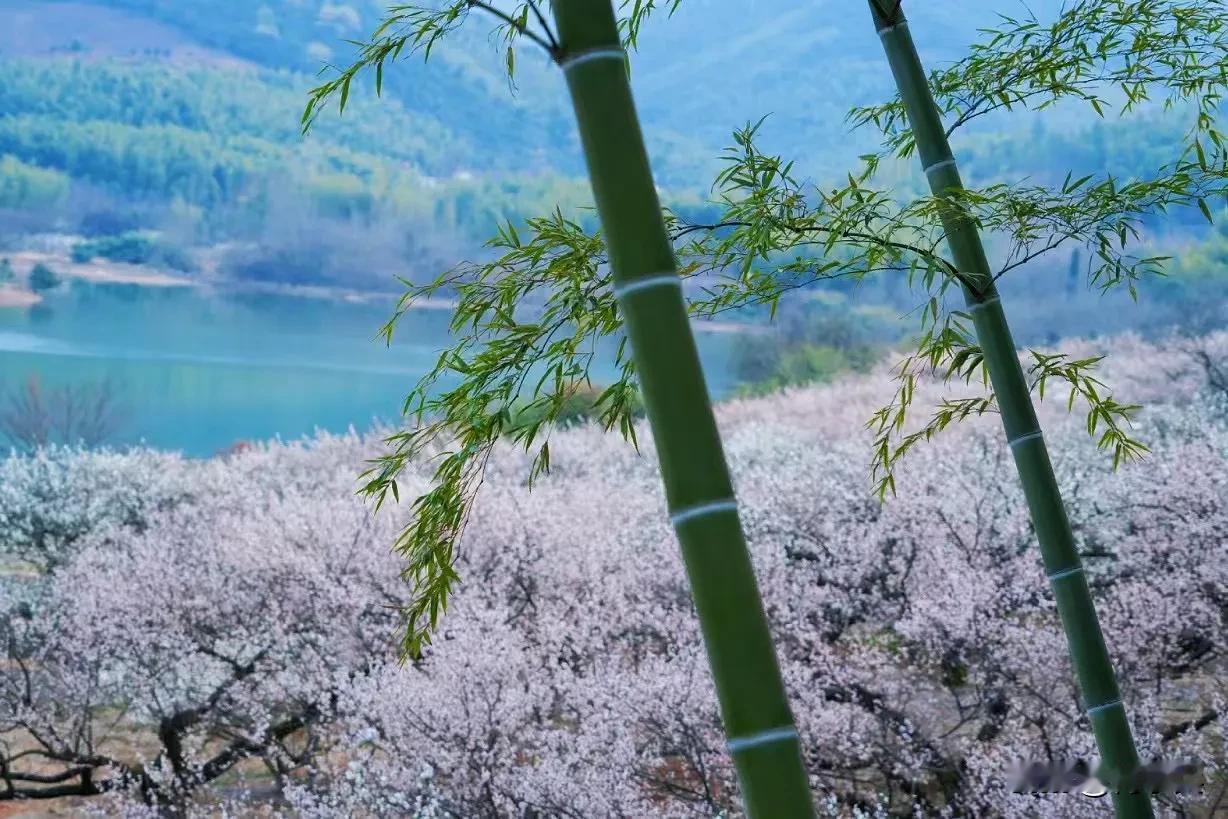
[1,333,1226,816]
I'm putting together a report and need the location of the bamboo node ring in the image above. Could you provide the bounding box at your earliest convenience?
[1008,430,1044,449]
[669,499,738,527]
[1086,699,1124,716]
[923,158,958,176]
[876,21,908,36]
[1047,565,1084,582]
[727,725,799,753]
[1006,429,1046,449]
[613,274,682,299]
[966,295,1002,314]
[559,46,626,72]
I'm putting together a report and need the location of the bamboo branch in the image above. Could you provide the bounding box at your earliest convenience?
[467,0,558,56]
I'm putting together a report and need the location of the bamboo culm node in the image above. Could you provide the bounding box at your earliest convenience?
[1047,565,1084,582]
[670,499,739,528]
[613,273,683,298]
[727,725,801,754]
[557,45,625,72]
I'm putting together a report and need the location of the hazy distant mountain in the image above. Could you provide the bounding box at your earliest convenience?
[2,0,1068,180]
[4,0,1198,292]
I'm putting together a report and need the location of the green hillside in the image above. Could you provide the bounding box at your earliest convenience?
[0,58,588,221]
[0,0,1216,293]
[0,55,604,287]
[2,0,1069,177]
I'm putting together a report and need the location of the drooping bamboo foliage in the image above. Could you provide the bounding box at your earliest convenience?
[549,2,813,815]
[868,2,1153,816]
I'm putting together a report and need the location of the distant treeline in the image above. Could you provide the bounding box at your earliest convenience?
[0,153,68,211]
[0,57,1222,294]
[0,58,613,287]
[0,59,599,239]
[960,115,1187,185]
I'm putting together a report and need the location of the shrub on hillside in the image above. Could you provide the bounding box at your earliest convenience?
[0,376,129,452]
[507,381,646,432]
[71,231,196,272]
[735,343,882,398]
[27,262,60,291]
[733,298,901,394]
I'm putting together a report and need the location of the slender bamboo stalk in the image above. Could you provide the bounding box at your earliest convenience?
[868,3,1153,816]
[549,2,814,816]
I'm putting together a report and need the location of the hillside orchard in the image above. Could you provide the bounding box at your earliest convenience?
[1,333,1225,816]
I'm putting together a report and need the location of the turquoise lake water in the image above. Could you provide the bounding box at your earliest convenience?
[0,282,739,456]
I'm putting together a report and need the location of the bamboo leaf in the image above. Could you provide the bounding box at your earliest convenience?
[339,75,351,114]
[1198,197,1214,224]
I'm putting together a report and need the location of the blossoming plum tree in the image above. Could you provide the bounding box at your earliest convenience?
[1,335,1224,815]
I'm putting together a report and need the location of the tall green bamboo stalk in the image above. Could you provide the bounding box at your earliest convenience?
[549,2,813,816]
[868,3,1153,816]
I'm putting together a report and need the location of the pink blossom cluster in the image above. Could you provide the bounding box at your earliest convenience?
[1,333,1225,817]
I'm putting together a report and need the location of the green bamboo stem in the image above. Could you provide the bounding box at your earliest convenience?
[868,3,1153,816]
[549,2,813,816]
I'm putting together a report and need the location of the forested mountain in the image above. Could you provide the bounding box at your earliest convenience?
[0,0,1068,182]
[0,0,1213,290]
[0,58,597,230]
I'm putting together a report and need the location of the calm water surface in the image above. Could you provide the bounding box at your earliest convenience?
[0,282,739,456]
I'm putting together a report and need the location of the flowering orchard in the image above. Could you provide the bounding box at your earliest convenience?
[1,334,1225,817]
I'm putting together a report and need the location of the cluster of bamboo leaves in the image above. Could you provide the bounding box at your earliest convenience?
[306,0,1228,656]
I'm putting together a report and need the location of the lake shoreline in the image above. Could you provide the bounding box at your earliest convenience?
[8,250,196,288]
[0,249,767,334]
[0,281,746,456]
[0,287,41,308]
